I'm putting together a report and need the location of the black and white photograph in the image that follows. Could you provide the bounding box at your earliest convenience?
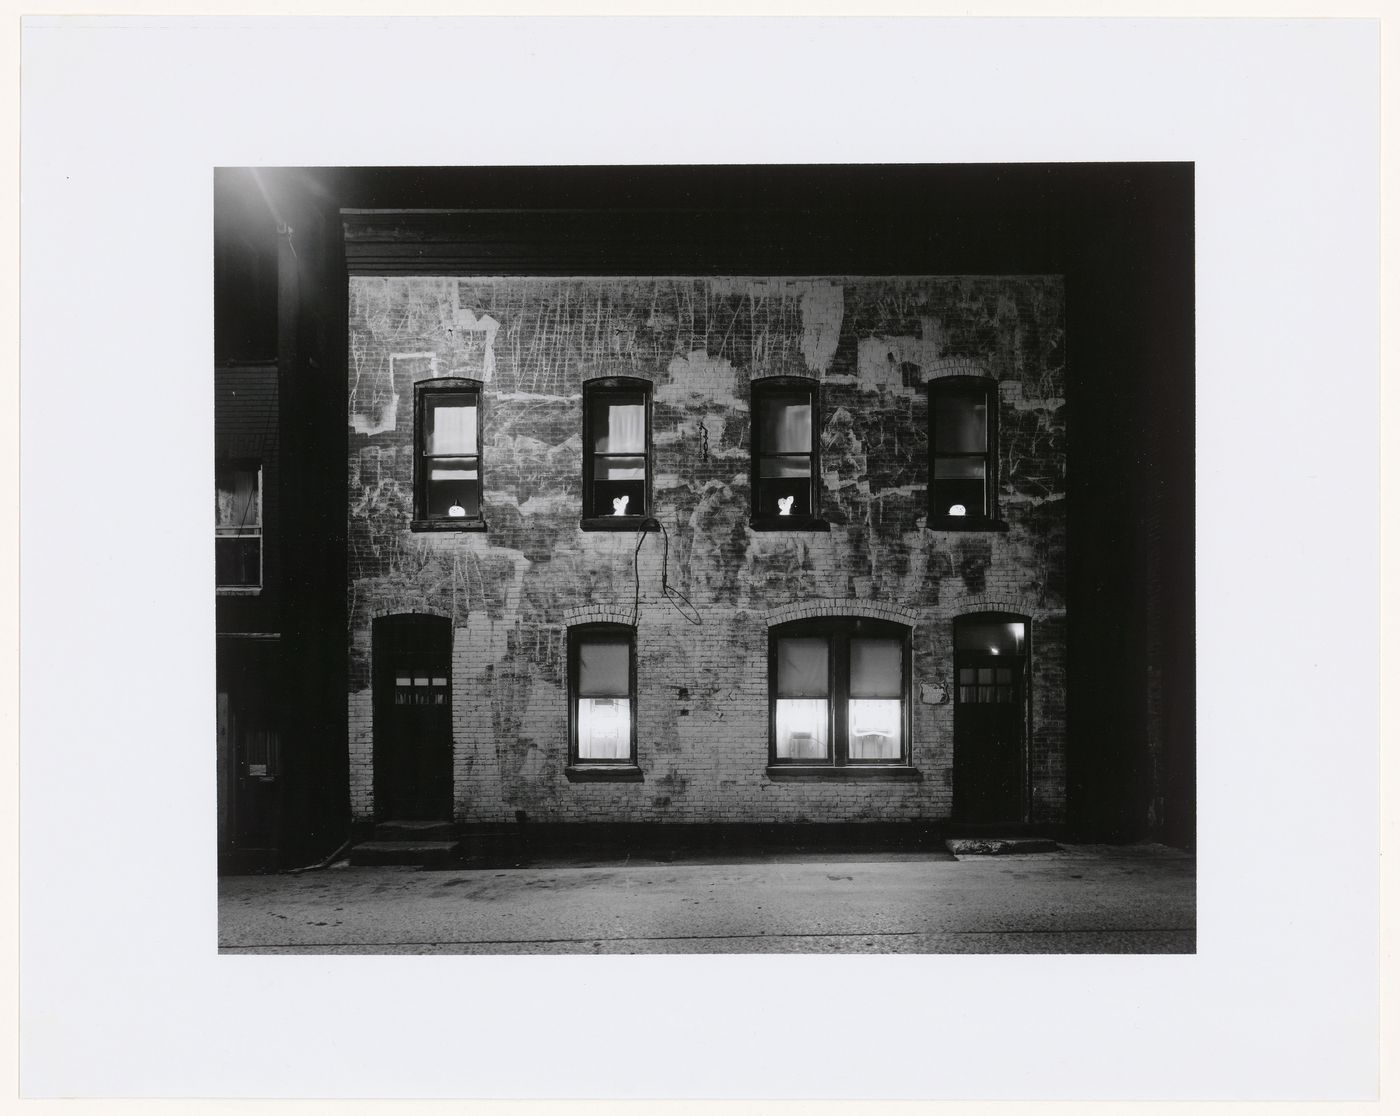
[213,162,1197,956]
[19,14,1382,1104]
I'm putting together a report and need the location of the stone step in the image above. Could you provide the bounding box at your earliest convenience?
[348,840,462,867]
[374,820,458,842]
[946,837,1059,857]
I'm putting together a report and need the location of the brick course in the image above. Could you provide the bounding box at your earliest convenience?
[346,276,1066,825]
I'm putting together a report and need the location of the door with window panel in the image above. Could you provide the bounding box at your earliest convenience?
[952,615,1027,823]
[373,614,453,820]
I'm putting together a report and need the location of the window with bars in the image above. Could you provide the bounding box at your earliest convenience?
[414,378,485,529]
[568,624,638,767]
[216,464,262,589]
[751,378,824,529]
[928,376,1005,528]
[582,378,651,527]
[768,618,910,767]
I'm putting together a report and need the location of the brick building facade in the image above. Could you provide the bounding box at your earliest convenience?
[343,267,1067,829]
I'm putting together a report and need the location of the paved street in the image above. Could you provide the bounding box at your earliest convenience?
[219,843,1195,954]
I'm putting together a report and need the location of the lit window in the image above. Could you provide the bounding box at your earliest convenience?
[751,378,821,528]
[583,378,651,526]
[414,378,484,528]
[769,618,909,766]
[569,625,637,765]
[216,464,262,588]
[928,377,1000,526]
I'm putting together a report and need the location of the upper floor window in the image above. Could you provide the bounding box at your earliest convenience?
[414,378,485,531]
[216,463,262,590]
[768,617,911,768]
[582,377,651,529]
[751,378,825,531]
[927,377,1006,530]
[568,624,639,773]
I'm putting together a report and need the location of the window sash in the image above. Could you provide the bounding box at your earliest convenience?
[569,627,637,765]
[416,384,484,522]
[584,386,650,518]
[752,384,818,521]
[929,381,996,521]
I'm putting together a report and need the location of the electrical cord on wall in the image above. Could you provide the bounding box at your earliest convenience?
[631,517,702,627]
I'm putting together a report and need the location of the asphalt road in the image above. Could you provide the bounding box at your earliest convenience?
[219,843,1195,954]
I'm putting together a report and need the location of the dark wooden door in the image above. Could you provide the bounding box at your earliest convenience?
[373,615,452,821]
[953,653,1025,823]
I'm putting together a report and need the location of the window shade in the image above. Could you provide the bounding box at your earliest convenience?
[850,639,902,698]
[777,637,828,698]
[427,399,478,454]
[577,640,630,697]
[216,468,259,529]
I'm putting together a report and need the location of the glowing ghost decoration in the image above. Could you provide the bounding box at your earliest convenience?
[611,495,630,516]
[948,504,966,517]
[448,503,467,517]
[777,495,795,516]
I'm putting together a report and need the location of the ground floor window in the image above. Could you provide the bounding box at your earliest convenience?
[769,617,910,766]
[569,624,637,764]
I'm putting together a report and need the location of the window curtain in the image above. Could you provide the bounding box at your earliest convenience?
[596,401,645,453]
[761,398,812,453]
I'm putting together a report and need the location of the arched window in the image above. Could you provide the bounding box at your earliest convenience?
[582,377,652,528]
[927,376,1005,529]
[768,617,911,767]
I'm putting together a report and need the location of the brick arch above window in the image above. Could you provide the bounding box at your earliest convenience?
[953,594,1061,622]
[561,604,638,628]
[763,598,921,630]
[366,603,454,621]
[923,358,991,383]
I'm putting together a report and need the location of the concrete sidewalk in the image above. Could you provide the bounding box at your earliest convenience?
[218,843,1195,955]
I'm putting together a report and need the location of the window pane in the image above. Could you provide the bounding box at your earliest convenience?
[427,458,480,517]
[756,479,811,519]
[978,668,994,684]
[775,699,830,759]
[593,478,645,517]
[777,637,828,698]
[578,697,630,760]
[758,396,812,454]
[599,455,646,480]
[933,393,987,453]
[577,639,630,697]
[591,397,646,453]
[216,468,260,528]
[932,459,986,517]
[427,397,478,455]
[954,620,1026,655]
[848,699,902,759]
[758,454,812,479]
[850,639,902,698]
[215,537,260,586]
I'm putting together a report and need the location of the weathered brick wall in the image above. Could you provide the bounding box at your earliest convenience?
[347,276,1066,825]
